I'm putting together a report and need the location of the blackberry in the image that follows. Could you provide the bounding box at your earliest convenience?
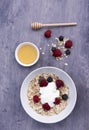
[65,49,71,55]
[47,77,53,82]
[59,36,64,41]
[51,47,56,52]
[62,94,68,100]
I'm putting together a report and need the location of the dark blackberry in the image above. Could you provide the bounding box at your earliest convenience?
[59,36,64,41]
[65,49,71,55]
[51,47,56,52]
[47,77,53,82]
[62,94,68,100]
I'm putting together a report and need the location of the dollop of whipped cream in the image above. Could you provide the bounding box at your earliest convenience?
[40,82,60,107]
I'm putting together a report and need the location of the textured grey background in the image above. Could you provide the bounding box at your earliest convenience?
[0,0,89,130]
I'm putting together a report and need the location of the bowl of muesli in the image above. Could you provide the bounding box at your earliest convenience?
[20,67,77,123]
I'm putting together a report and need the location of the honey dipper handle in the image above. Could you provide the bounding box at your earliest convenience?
[43,22,77,27]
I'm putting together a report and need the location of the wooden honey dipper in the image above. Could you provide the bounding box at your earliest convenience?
[31,22,77,30]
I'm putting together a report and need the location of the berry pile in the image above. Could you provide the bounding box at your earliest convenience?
[43,29,73,60]
[32,76,68,111]
[50,35,73,59]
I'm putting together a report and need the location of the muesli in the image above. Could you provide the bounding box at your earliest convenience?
[27,73,69,116]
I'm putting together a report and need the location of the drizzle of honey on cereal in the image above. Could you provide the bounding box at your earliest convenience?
[18,45,37,64]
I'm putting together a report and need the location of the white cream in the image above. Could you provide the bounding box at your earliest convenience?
[40,82,60,107]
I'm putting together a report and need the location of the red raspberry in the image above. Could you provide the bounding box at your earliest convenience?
[54,98,60,105]
[33,95,40,103]
[53,49,62,57]
[56,79,64,89]
[42,103,51,110]
[65,40,73,48]
[39,79,48,87]
[44,30,52,38]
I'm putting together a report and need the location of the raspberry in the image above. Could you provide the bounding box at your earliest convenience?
[65,40,73,48]
[39,79,48,87]
[39,76,44,83]
[56,79,64,89]
[54,98,60,105]
[42,103,51,110]
[44,30,52,38]
[53,49,62,57]
[33,95,40,103]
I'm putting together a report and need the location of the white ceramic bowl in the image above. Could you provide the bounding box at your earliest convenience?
[20,67,77,123]
[15,42,40,67]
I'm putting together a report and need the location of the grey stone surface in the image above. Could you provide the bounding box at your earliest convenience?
[0,0,89,130]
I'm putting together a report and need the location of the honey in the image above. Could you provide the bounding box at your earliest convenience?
[18,44,37,64]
